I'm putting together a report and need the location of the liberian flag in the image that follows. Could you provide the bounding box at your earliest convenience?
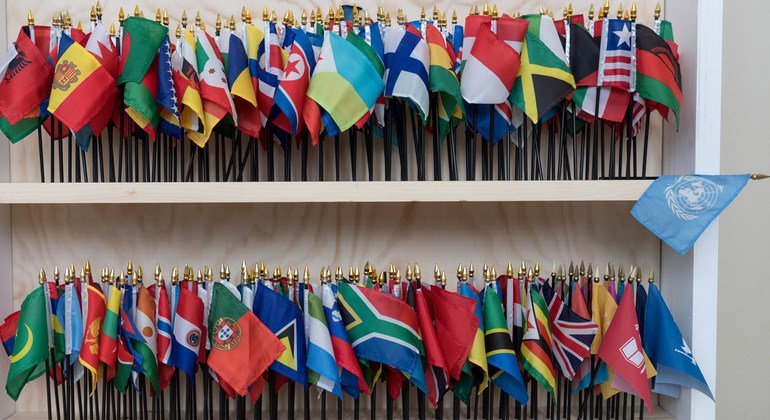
[172,287,203,379]
[273,28,316,135]
[461,21,519,105]
[598,19,636,91]
[383,24,430,120]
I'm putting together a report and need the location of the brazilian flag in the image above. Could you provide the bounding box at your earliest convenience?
[509,32,575,124]
[6,286,52,400]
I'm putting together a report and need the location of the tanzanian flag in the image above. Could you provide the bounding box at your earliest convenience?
[509,32,575,123]
[425,24,463,139]
[6,286,51,400]
[336,282,427,394]
[118,17,168,136]
[482,285,529,403]
[307,32,384,132]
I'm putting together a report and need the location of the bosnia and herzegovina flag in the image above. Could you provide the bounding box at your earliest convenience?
[47,32,116,134]
[307,31,384,133]
[253,282,307,386]
[272,28,317,136]
[227,31,260,138]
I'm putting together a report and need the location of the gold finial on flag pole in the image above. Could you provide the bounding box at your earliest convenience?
[483,3,490,16]
[654,3,661,20]
[133,5,141,17]
[452,10,458,24]
[96,1,103,20]
[751,173,769,180]
[617,3,624,19]
[119,7,125,24]
[648,268,655,284]
[263,6,269,22]
[602,0,610,18]
[155,8,162,23]
[630,3,637,21]
[90,7,97,23]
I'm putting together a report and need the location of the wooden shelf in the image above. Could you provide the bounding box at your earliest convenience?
[0,180,652,204]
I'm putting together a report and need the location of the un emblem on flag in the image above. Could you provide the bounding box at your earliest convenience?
[52,60,81,91]
[665,176,722,221]
[212,317,242,351]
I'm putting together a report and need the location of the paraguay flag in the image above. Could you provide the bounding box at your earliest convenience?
[322,283,368,397]
[172,287,203,380]
[273,28,317,135]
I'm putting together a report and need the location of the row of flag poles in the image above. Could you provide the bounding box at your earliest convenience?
[0,2,682,183]
[3,260,712,420]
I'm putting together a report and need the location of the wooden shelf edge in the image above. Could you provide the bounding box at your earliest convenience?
[0,180,652,204]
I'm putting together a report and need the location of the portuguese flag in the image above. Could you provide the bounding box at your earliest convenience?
[635,24,683,127]
[208,282,284,396]
[6,286,51,400]
[426,24,464,140]
[118,17,168,136]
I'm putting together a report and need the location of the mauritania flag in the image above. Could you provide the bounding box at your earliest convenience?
[6,286,51,400]
[99,285,122,381]
[303,286,342,398]
[172,287,203,379]
[520,284,557,397]
[307,32,384,133]
[133,285,159,391]
[483,285,528,404]
[253,283,307,385]
[383,24,430,121]
[336,282,427,394]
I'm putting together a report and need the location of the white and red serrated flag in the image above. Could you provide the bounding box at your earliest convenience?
[598,19,636,91]
[597,288,652,413]
[461,21,519,105]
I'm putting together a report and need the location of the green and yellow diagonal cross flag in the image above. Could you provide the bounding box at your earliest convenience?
[6,286,52,400]
[509,32,575,124]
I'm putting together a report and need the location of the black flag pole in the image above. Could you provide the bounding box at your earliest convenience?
[431,100,441,180]
[365,121,374,181]
[301,132,309,181]
[349,127,358,181]
[58,121,65,182]
[334,134,341,181]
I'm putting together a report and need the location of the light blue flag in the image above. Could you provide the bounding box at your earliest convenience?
[643,284,713,400]
[631,174,751,255]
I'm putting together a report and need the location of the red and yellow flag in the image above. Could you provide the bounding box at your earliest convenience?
[79,284,106,393]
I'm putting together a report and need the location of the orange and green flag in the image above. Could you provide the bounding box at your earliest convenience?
[80,284,106,393]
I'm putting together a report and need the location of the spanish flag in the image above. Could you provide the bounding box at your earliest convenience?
[48,32,117,132]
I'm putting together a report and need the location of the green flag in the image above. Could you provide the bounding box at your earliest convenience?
[6,286,52,400]
[0,116,43,144]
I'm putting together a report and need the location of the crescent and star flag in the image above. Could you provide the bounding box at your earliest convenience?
[632,174,751,255]
[415,287,450,407]
[336,281,427,394]
[0,27,53,126]
[0,311,20,357]
[189,29,236,148]
[208,282,284,396]
[99,284,122,381]
[273,28,316,135]
[171,30,205,138]
[383,24,430,121]
[598,18,636,92]
[253,282,307,385]
[118,17,167,136]
[483,284,528,404]
[322,282,369,397]
[5,286,50,400]
[157,35,182,139]
[425,285,478,381]
[47,31,116,134]
[149,282,174,391]
[306,32,384,133]
[80,284,106,393]
[540,282,597,380]
[227,30,261,138]
[461,21,519,105]
[644,284,713,400]
[520,284,557,397]
[636,23,682,126]
[172,287,203,380]
[303,284,342,398]
[597,286,653,413]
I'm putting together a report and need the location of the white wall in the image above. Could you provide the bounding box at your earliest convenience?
[717,0,770,418]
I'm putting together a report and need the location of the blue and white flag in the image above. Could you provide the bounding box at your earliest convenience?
[384,24,430,120]
[643,284,713,400]
[631,174,751,255]
[302,284,342,398]
[56,283,84,379]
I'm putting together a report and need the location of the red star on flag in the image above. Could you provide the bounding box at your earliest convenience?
[284,59,301,76]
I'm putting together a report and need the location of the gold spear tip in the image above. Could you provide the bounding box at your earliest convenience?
[654,3,661,20]
[171,266,179,282]
[563,7,569,19]
[385,12,391,26]
[154,263,161,280]
[526,267,534,282]
[468,262,475,277]
[155,8,162,23]
[635,266,642,282]
[588,4,595,20]
[395,268,401,282]
[90,6,97,22]
[628,265,636,282]
[550,261,557,276]
[594,266,601,282]
[604,262,610,279]
[245,8,252,23]
[216,14,222,30]
[38,268,46,284]
[354,267,360,282]
[219,263,226,279]
[630,3,637,21]
[336,6,343,21]
[457,264,464,277]
[568,3,574,15]
[335,266,343,281]
[608,263,615,278]
[405,264,413,280]
[301,10,308,25]
[270,10,278,24]
[751,173,769,180]
[273,265,281,280]
[77,21,84,31]
[163,9,170,25]
[195,11,201,26]
[506,262,514,277]
[579,260,585,275]
[110,22,117,35]
[482,262,489,276]
[483,3,490,16]
[263,6,269,21]
[287,267,294,284]
[433,5,439,20]
[241,6,247,21]
[310,9,317,24]
[127,260,133,275]
[603,0,610,17]
[53,265,59,280]
[377,270,386,285]
[567,261,574,276]
[557,264,564,278]
[134,5,141,17]
[411,263,420,280]
[348,266,355,280]
[118,7,125,22]
[302,266,310,283]
[136,265,143,281]
[648,268,655,284]
[618,264,625,279]
[64,267,71,283]
[282,11,290,25]
[85,260,92,276]
[109,268,115,285]
[195,269,203,283]
[96,1,102,16]
[440,271,447,286]
[617,3,624,19]
[492,4,499,18]
[534,261,541,277]
[452,10,458,24]
[181,10,188,26]
[587,262,593,277]
[420,7,426,21]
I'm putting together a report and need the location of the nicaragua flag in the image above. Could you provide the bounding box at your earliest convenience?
[172,288,203,380]
[273,28,317,135]
[643,284,713,400]
[631,174,751,254]
[383,24,430,121]
[301,284,342,398]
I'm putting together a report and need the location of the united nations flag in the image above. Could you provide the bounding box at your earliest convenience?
[631,174,751,254]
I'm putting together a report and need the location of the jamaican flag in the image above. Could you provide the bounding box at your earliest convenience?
[636,24,682,127]
[510,32,575,123]
[483,285,528,404]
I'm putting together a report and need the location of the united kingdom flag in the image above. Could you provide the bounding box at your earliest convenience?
[598,18,636,91]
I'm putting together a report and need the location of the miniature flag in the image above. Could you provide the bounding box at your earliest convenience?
[461,21,520,105]
[227,31,261,138]
[425,285,478,381]
[99,285,122,381]
[598,19,636,91]
[322,283,369,397]
[6,286,51,400]
[632,175,751,254]
[157,35,182,139]
[55,282,83,380]
[80,284,106,393]
[520,285,557,397]
[171,30,205,137]
[425,23,464,139]
[0,27,53,125]
[303,284,342,398]
[172,287,203,380]
[209,282,284,396]
[636,24,682,126]
[0,311,20,357]
[149,282,174,391]
[273,28,316,135]
[134,285,159,391]
[415,287,449,407]
[383,24,430,120]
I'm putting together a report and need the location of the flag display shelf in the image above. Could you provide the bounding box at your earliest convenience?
[0,0,720,419]
[0,180,653,204]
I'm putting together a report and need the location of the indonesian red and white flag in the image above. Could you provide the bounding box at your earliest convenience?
[461,21,519,105]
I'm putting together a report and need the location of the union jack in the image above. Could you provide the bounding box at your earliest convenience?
[540,283,597,380]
